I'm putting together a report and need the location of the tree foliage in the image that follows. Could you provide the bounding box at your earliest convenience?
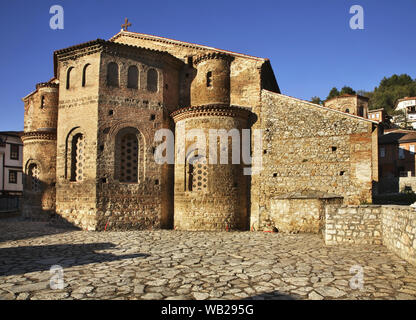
[322,74,416,115]
[326,87,340,100]
[310,96,322,105]
[368,74,416,114]
[340,86,356,95]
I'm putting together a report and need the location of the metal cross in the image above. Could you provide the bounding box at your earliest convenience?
[121,18,132,31]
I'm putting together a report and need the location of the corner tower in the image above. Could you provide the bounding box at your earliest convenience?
[172,52,251,231]
[21,81,58,218]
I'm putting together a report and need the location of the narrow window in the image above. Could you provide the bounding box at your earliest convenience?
[119,132,138,183]
[345,108,350,113]
[107,62,119,87]
[10,144,19,160]
[190,158,208,192]
[147,69,158,92]
[399,147,405,160]
[127,65,138,89]
[410,145,415,154]
[380,147,386,158]
[82,63,91,87]
[9,171,18,184]
[28,164,40,192]
[40,96,45,108]
[70,134,85,182]
[206,71,212,87]
[66,67,74,90]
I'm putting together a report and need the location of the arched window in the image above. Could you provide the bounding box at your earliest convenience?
[28,163,40,192]
[82,63,91,87]
[147,68,158,92]
[206,71,212,87]
[345,108,350,113]
[116,128,139,183]
[40,96,45,109]
[70,133,85,182]
[66,67,74,90]
[127,65,139,89]
[107,62,119,87]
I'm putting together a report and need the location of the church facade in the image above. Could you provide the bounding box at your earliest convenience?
[21,30,379,231]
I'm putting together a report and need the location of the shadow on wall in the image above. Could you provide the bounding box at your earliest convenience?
[0,242,150,277]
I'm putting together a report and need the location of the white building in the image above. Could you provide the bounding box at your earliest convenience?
[394,97,416,129]
[0,132,23,201]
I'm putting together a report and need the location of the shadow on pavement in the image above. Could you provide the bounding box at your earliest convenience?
[0,242,149,276]
[244,291,296,300]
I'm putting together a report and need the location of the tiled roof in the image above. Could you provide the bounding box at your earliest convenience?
[110,30,266,61]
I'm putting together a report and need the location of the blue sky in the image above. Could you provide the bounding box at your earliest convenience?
[0,0,415,131]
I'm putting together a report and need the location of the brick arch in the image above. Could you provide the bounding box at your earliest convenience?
[66,66,75,90]
[65,127,86,181]
[107,122,147,182]
[24,159,43,192]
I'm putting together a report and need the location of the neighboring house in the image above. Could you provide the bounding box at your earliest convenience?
[393,97,416,129]
[0,131,23,211]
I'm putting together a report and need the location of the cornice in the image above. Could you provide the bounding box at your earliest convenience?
[193,52,234,66]
[171,104,251,122]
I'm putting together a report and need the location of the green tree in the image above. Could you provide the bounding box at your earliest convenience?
[340,86,356,95]
[368,74,416,113]
[310,96,322,105]
[326,87,340,100]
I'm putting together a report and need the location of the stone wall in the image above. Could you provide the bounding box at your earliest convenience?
[382,205,416,266]
[324,204,416,266]
[269,195,343,233]
[252,90,378,231]
[324,205,382,245]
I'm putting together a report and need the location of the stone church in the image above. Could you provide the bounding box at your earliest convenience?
[21,27,379,232]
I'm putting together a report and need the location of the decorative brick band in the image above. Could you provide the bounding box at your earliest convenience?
[21,131,57,142]
[193,52,234,66]
[36,82,59,90]
[171,104,251,122]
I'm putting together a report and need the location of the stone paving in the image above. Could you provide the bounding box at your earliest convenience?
[1,218,416,300]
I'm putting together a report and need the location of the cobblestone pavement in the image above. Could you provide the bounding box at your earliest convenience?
[1,218,416,300]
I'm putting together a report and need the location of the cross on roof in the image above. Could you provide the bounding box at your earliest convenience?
[121,18,132,31]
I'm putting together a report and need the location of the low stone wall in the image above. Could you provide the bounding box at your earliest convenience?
[324,205,382,245]
[382,205,416,266]
[324,204,416,266]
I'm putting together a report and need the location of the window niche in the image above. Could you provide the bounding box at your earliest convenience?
[82,63,91,87]
[70,133,85,182]
[147,69,158,92]
[206,71,212,87]
[66,67,74,90]
[115,127,142,183]
[107,62,119,87]
[127,65,139,89]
